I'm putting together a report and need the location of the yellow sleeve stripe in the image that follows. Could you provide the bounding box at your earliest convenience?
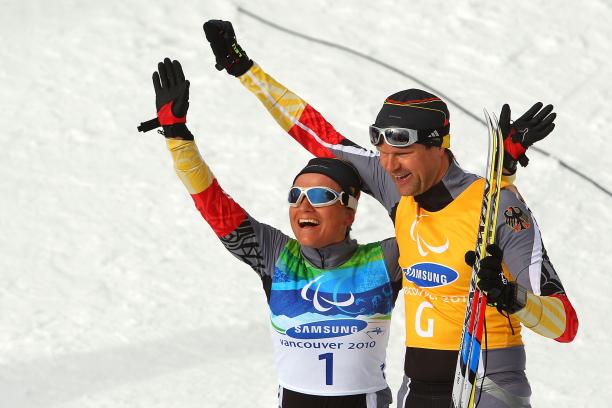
[513,292,567,339]
[166,139,214,195]
[239,63,307,132]
[500,173,516,187]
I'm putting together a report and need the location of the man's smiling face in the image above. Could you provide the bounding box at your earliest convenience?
[378,143,448,196]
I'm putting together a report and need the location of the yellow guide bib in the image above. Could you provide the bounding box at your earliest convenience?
[396,179,523,350]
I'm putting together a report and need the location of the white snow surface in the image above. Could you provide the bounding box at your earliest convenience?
[1,1,610,407]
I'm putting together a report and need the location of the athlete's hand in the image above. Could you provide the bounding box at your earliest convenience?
[203,19,253,77]
[465,244,525,314]
[153,58,190,121]
[500,102,556,174]
[137,58,193,140]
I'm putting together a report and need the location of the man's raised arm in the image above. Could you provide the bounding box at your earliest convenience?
[202,19,400,217]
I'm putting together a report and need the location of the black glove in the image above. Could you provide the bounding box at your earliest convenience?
[465,244,526,314]
[137,58,193,140]
[499,102,556,174]
[203,19,253,77]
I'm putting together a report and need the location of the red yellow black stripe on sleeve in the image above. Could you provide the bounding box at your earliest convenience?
[240,63,351,159]
[513,291,578,343]
[550,293,579,343]
[167,139,246,237]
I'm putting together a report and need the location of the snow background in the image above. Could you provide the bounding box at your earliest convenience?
[1,0,610,406]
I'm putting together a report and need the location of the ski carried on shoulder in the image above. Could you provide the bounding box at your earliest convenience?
[451,110,504,408]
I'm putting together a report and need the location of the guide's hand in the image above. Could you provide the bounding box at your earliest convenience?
[203,19,253,77]
[465,244,525,314]
[500,102,556,174]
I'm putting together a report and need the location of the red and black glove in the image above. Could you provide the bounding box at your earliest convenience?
[137,58,193,140]
[465,244,527,314]
[203,20,253,77]
[500,102,556,174]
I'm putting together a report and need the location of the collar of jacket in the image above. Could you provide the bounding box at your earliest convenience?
[301,236,358,269]
[414,160,476,212]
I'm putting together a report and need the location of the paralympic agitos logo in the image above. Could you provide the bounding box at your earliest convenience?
[301,275,355,312]
[410,215,450,257]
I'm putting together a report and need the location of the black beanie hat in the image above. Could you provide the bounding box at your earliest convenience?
[293,158,361,199]
[374,89,450,148]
